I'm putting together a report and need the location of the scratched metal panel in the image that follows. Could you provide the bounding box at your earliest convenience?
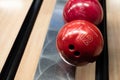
[34,0,76,80]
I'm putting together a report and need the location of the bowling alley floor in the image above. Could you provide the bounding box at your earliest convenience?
[0,0,120,80]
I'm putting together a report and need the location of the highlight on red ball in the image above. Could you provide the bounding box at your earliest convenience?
[63,0,103,25]
[56,20,104,66]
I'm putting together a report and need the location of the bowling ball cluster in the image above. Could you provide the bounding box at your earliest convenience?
[56,0,104,66]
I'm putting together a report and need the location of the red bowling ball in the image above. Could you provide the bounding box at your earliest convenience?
[63,0,103,25]
[56,20,104,66]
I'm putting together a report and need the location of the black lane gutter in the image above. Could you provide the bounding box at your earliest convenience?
[96,0,109,80]
[0,0,43,80]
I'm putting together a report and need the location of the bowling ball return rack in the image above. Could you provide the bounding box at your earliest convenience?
[0,0,108,80]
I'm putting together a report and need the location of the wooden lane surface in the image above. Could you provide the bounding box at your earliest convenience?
[15,0,56,80]
[15,0,120,80]
[76,63,95,80]
[107,0,120,80]
[0,0,32,72]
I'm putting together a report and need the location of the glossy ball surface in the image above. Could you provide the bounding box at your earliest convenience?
[56,20,104,66]
[63,0,103,25]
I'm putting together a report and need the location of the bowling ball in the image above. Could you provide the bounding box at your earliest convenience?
[56,20,104,66]
[63,0,103,25]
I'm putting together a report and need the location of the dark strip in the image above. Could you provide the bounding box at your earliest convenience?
[96,0,109,80]
[0,0,43,80]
